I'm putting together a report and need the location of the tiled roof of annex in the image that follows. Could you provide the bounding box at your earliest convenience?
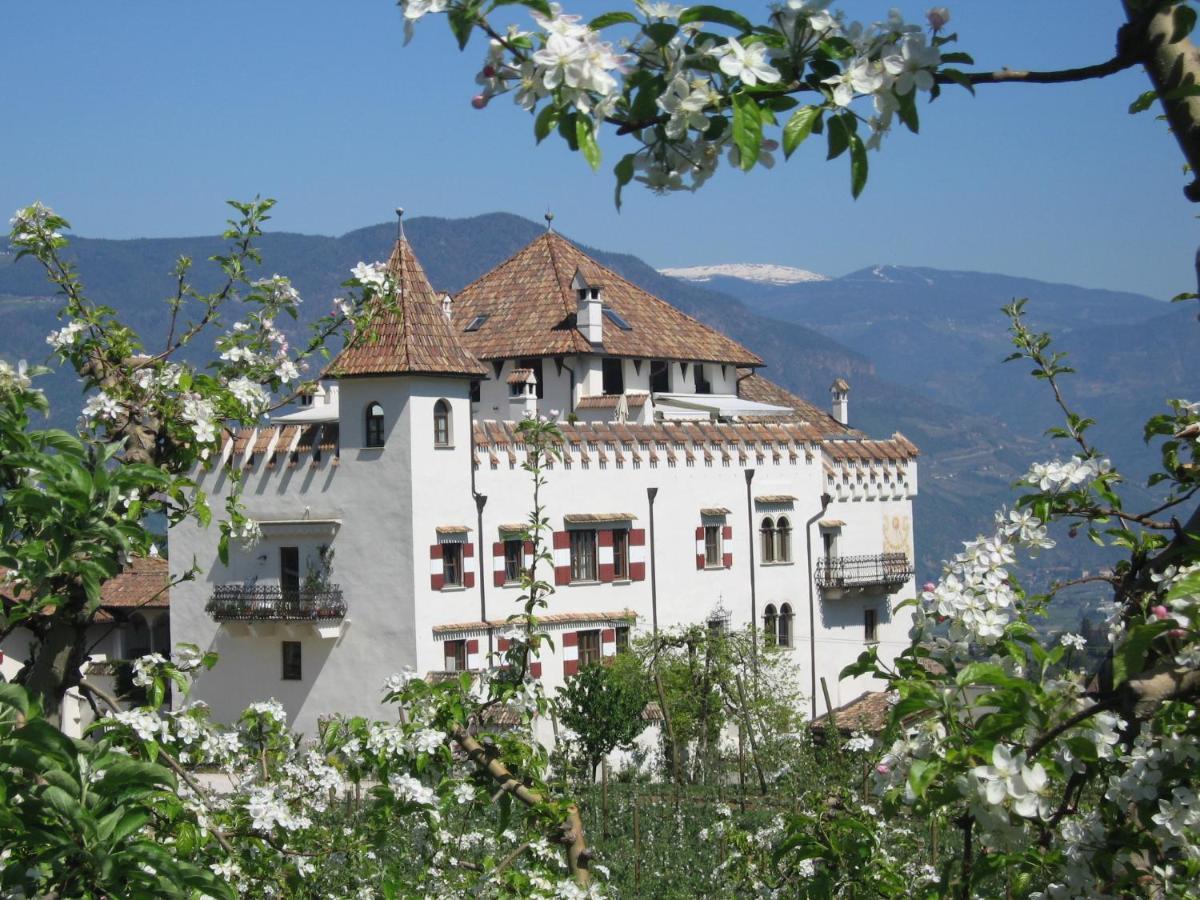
[471,419,918,464]
[451,230,763,366]
[2,556,169,617]
[327,238,486,379]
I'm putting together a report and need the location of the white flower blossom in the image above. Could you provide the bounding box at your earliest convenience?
[714,39,781,87]
[47,320,87,350]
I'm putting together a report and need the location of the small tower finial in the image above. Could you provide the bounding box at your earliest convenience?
[544,210,554,232]
[395,207,405,240]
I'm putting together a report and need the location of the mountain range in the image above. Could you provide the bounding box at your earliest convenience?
[2,212,1194,594]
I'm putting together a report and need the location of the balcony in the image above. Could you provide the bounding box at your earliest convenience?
[206,584,347,622]
[815,553,913,591]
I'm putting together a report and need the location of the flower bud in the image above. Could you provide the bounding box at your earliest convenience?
[927,7,950,30]
[482,64,497,78]
[923,582,936,593]
[876,763,890,775]
[1152,605,1169,620]
[471,94,489,109]
[1170,628,1187,638]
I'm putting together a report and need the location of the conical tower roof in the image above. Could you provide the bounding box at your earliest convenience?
[328,238,486,379]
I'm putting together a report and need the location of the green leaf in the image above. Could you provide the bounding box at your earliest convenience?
[939,67,975,95]
[782,106,821,159]
[848,132,868,198]
[907,758,941,799]
[825,114,849,160]
[588,10,638,29]
[643,22,679,45]
[1166,571,1200,602]
[731,93,763,171]
[1129,89,1158,114]
[576,117,601,170]
[896,88,919,134]
[614,153,635,210]
[679,5,752,32]
[534,103,559,144]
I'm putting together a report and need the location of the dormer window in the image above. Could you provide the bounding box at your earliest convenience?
[365,402,385,448]
[434,399,452,447]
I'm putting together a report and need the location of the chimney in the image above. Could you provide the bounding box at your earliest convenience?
[571,269,603,345]
[830,378,850,426]
[508,369,539,419]
[441,293,453,322]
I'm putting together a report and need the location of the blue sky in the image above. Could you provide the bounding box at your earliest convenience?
[2,1,1195,298]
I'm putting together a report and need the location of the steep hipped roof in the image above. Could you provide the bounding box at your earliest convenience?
[328,238,486,379]
[452,231,763,366]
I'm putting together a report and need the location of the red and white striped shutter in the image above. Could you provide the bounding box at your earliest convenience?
[553,531,571,585]
[598,529,615,582]
[463,542,475,589]
[497,637,510,651]
[430,544,444,590]
[722,525,734,568]
[442,640,456,669]
[493,541,505,587]
[629,529,646,581]
[466,638,480,670]
[523,540,535,580]
[601,628,616,659]
[695,525,705,570]
[530,661,543,679]
[563,630,579,676]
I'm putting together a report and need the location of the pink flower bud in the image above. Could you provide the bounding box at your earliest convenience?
[923,582,936,593]
[471,94,489,110]
[876,763,890,775]
[1170,628,1187,639]
[927,7,950,30]
[1152,605,1169,620]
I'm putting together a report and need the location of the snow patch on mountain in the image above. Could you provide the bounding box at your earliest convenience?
[659,263,829,285]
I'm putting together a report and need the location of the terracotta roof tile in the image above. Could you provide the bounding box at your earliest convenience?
[2,556,169,614]
[452,232,762,365]
[812,690,892,733]
[575,393,649,410]
[328,238,486,379]
[736,371,856,434]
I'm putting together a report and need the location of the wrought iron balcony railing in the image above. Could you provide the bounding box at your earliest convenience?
[815,553,913,590]
[206,584,346,622]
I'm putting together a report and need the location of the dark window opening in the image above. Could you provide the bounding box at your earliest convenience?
[602,358,625,396]
[704,525,721,567]
[280,547,300,601]
[578,629,602,667]
[442,543,463,588]
[822,531,836,563]
[434,399,451,446]
[763,604,778,646]
[517,358,544,399]
[612,528,629,580]
[282,641,302,680]
[615,625,631,654]
[761,517,776,564]
[776,517,792,563]
[693,364,712,395]
[504,538,523,583]
[779,603,794,648]
[365,402,385,448]
[865,608,878,643]
[650,359,670,393]
[570,530,597,582]
[469,380,481,403]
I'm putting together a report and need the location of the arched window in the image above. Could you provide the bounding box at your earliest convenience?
[434,399,451,447]
[365,402,385,448]
[763,603,778,645]
[778,603,793,648]
[760,517,776,564]
[775,516,792,564]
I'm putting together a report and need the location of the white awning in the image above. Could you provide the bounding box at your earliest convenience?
[273,402,340,424]
[654,393,792,420]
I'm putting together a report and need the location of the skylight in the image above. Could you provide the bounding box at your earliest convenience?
[603,307,633,331]
[464,314,489,332]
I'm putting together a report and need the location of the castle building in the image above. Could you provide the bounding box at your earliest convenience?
[170,229,918,736]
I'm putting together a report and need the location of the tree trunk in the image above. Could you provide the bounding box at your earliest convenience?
[1124,0,1200,201]
[20,590,89,722]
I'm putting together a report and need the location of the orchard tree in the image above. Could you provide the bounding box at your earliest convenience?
[557,655,649,780]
